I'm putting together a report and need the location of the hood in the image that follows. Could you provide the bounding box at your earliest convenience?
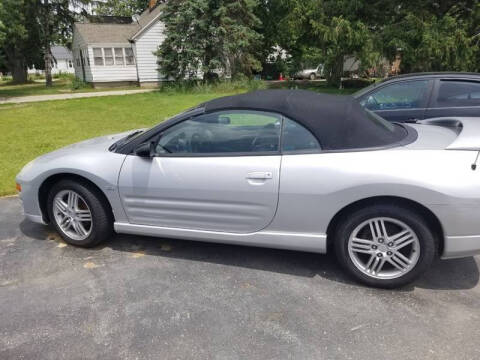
[32,130,141,164]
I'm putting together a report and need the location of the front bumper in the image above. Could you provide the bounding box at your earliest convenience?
[442,235,480,259]
[24,213,48,225]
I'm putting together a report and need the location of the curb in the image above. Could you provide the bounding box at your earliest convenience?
[0,194,19,199]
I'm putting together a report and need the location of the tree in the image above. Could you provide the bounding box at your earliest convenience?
[95,0,148,17]
[38,1,91,87]
[0,0,43,83]
[156,0,262,81]
[278,0,378,87]
[380,1,479,73]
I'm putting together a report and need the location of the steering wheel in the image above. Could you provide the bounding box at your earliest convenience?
[189,128,214,153]
[251,130,278,152]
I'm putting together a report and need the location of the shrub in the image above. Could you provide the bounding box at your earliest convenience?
[71,78,91,90]
[342,78,374,89]
[158,79,266,94]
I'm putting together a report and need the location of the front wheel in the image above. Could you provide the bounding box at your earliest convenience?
[47,179,113,247]
[309,73,316,80]
[334,204,437,288]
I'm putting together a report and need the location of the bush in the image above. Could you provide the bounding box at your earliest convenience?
[71,77,91,90]
[158,79,266,94]
[342,78,374,89]
[53,72,75,80]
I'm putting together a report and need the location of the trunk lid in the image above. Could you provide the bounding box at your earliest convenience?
[405,117,480,151]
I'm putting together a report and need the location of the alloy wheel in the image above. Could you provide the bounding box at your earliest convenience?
[347,217,420,280]
[53,190,93,241]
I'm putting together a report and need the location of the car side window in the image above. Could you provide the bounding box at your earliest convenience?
[156,110,282,155]
[361,80,430,110]
[282,117,321,152]
[435,80,480,107]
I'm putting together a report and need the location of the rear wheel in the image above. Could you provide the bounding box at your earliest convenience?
[334,204,437,288]
[47,179,113,247]
[309,73,316,80]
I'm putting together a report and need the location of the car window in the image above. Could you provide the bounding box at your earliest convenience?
[156,110,282,155]
[435,80,480,107]
[360,80,429,110]
[282,117,321,152]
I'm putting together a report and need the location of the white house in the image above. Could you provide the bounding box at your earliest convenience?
[28,46,75,75]
[72,1,165,87]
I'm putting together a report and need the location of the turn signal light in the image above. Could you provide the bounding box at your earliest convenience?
[16,183,21,192]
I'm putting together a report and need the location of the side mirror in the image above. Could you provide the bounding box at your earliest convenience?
[135,142,156,158]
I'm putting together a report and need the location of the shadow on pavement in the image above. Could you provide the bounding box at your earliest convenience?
[20,219,480,291]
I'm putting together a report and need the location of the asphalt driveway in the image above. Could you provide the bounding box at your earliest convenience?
[1,196,480,360]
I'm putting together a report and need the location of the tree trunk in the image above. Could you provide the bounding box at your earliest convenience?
[11,46,27,84]
[12,59,27,84]
[326,54,344,89]
[44,0,53,87]
[45,52,53,87]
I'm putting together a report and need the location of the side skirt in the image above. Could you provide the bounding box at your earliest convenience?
[114,222,327,254]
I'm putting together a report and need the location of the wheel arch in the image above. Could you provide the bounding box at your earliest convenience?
[38,173,115,223]
[326,196,444,255]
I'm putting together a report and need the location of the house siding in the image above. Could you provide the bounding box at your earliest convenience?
[72,27,93,82]
[88,44,138,82]
[135,20,166,84]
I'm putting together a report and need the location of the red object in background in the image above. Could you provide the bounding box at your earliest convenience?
[279,73,284,81]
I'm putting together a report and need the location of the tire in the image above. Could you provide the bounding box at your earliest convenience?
[334,204,437,288]
[309,73,316,81]
[47,179,113,247]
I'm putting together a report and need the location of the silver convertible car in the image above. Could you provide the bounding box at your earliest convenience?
[16,90,480,288]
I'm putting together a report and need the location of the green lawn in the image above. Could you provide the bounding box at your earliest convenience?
[0,80,364,196]
[0,78,139,98]
[0,91,238,196]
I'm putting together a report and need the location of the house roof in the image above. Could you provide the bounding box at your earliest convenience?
[75,22,140,44]
[74,3,163,44]
[51,46,72,60]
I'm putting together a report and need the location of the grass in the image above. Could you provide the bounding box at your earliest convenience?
[0,79,367,196]
[0,77,139,99]
[0,91,240,196]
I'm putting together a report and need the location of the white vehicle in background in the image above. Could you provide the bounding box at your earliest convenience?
[295,64,324,80]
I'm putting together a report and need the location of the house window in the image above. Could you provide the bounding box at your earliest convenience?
[93,48,103,66]
[125,48,135,65]
[114,48,124,65]
[104,48,114,65]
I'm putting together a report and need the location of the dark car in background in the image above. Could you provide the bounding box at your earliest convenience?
[354,73,480,122]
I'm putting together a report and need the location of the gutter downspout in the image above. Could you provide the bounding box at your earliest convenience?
[129,39,140,86]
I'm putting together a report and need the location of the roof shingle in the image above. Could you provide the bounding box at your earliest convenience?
[74,4,163,44]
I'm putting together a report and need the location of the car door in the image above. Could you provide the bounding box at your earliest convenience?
[424,79,480,119]
[358,79,433,122]
[118,110,282,233]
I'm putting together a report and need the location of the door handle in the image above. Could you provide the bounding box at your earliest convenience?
[246,172,273,180]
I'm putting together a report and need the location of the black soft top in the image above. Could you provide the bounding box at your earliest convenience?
[205,89,407,150]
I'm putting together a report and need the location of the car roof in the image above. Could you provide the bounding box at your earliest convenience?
[353,72,480,98]
[379,72,480,83]
[204,90,407,150]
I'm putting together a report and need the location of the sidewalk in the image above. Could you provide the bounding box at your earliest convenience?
[0,88,156,105]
